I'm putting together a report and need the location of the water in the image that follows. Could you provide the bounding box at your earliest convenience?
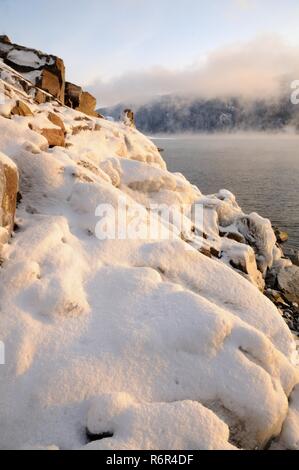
[152,133,299,251]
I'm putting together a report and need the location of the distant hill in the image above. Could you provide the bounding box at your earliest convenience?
[99,95,299,134]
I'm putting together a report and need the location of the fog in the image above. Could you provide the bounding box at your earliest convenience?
[88,35,299,107]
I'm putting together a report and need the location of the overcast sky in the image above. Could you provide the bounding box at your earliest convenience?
[1,0,299,105]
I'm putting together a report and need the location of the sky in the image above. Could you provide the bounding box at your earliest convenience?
[1,0,299,105]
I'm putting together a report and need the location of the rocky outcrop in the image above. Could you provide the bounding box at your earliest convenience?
[65,82,98,117]
[0,36,98,116]
[0,152,18,243]
[0,36,65,104]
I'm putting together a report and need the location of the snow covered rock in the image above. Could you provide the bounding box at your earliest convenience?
[0,36,65,103]
[84,393,235,450]
[0,36,98,114]
[273,385,299,450]
[122,109,136,128]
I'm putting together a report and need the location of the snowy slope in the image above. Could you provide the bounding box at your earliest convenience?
[0,64,298,450]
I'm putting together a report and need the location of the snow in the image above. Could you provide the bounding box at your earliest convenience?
[272,385,299,450]
[7,49,50,69]
[0,66,298,450]
[84,393,235,450]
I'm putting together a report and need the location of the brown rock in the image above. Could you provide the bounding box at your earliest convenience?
[78,91,97,116]
[0,35,11,45]
[65,82,82,109]
[11,100,33,117]
[220,229,244,243]
[65,82,97,117]
[275,229,289,244]
[41,128,65,148]
[0,154,19,236]
[37,65,65,103]
[72,125,90,135]
[199,247,212,258]
[47,112,65,132]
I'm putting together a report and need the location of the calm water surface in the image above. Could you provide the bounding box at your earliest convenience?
[153,134,299,251]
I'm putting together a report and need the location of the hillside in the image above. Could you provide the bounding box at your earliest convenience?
[100,95,299,134]
[0,37,299,450]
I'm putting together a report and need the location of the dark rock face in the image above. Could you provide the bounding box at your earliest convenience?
[65,82,98,117]
[0,154,19,239]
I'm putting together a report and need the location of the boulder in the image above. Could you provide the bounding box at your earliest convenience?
[275,228,289,244]
[11,100,33,117]
[277,265,299,304]
[41,128,65,148]
[65,82,97,117]
[0,152,18,237]
[79,91,97,116]
[47,112,65,132]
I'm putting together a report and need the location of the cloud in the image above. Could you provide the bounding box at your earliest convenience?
[88,35,299,106]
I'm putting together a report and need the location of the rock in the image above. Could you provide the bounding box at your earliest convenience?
[210,247,220,258]
[79,92,97,116]
[289,251,299,267]
[274,228,289,244]
[219,228,245,243]
[199,247,212,258]
[65,82,97,117]
[277,265,299,304]
[0,35,11,45]
[122,109,135,128]
[11,100,33,117]
[0,152,19,237]
[41,128,65,148]
[47,112,65,133]
[221,239,265,291]
[265,289,288,307]
[36,65,65,103]
[65,82,82,109]
[0,36,65,104]
[236,213,277,276]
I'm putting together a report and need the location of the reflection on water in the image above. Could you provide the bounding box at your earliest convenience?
[153,133,299,251]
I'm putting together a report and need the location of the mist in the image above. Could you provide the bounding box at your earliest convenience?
[88,35,299,107]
